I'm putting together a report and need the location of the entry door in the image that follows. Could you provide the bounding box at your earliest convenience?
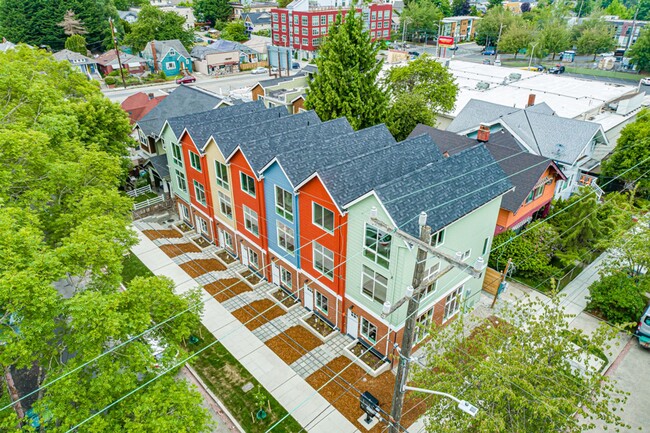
[271,263,280,286]
[304,285,314,311]
[218,229,225,248]
[347,309,359,339]
[241,247,249,267]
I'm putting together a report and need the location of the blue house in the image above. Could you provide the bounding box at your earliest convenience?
[141,39,193,77]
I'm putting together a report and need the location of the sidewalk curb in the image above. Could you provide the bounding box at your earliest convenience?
[603,336,635,377]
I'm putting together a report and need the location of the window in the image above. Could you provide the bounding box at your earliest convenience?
[430,229,445,247]
[302,38,308,46]
[218,191,232,219]
[328,15,334,23]
[361,266,388,303]
[248,249,260,269]
[281,25,286,32]
[321,15,326,24]
[383,30,389,37]
[277,221,295,254]
[315,292,328,314]
[193,181,206,205]
[189,151,201,171]
[243,206,259,236]
[301,16,308,26]
[364,225,391,268]
[275,186,293,221]
[482,237,490,256]
[222,230,233,250]
[281,35,286,42]
[171,143,182,166]
[175,169,187,192]
[214,161,229,189]
[461,249,471,261]
[302,27,308,35]
[422,262,440,297]
[313,203,334,232]
[165,61,176,70]
[361,318,377,343]
[273,23,279,31]
[312,28,319,35]
[313,242,334,279]
[312,16,319,25]
[371,11,376,19]
[280,267,292,289]
[294,15,299,24]
[294,27,300,34]
[240,172,256,197]
[179,203,190,221]
[414,309,434,343]
[384,20,389,28]
[281,13,286,22]
[371,22,375,29]
[272,12,278,21]
[139,132,147,146]
[197,217,208,235]
[313,38,320,46]
[273,33,279,41]
[444,285,463,321]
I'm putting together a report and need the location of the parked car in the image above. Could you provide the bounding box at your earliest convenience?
[548,64,565,74]
[448,45,459,51]
[408,51,420,57]
[292,62,300,69]
[636,304,650,349]
[251,66,267,74]
[533,64,546,72]
[482,59,491,65]
[641,77,650,86]
[482,46,496,55]
[176,75,196,84]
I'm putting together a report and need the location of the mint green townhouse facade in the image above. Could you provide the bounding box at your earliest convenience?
[341,145,512,358]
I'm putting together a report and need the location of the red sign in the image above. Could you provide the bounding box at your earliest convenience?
[438,36,454,47]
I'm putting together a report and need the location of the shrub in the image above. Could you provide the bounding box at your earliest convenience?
[104,76,117,85]
[108,70,120,76]
[158,71,167,80]
[587,272,648,325]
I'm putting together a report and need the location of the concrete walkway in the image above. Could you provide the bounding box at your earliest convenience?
[131,220,359,433]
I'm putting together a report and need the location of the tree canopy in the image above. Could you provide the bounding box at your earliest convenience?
[220,20,249,42]
[124,5,194,52]
[64,34,88,55]
[193,0,233,26]
[305,8,388,130]
[498,17,534,58]
[629,28,650,71]
[474,7,516,46]
[400,0,444,40]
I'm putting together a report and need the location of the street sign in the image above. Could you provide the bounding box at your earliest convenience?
[438,36,454,47]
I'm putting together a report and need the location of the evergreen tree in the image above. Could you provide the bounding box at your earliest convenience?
[193,0,233,26]
[64,34,88,55]
[58,9,87,36]
[305,8,388,130]
[452,0,471,16]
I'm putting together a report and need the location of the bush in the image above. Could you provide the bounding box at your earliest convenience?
[104,76,117,85]
[157,71,167,80]
[125,76,140,85]
[587,272,648,325]
[108,70,120,76]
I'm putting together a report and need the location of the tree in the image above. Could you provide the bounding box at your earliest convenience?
[305,9,388,130]
[577,26,616,60]
[114,0,149,10]
[587,272,649,324]
[412,295,629,433]
[498,18,533,58]
[58,9,88,36]
[521,1,531,12]
[535,18,571,59]
[431,0,452,17]
[574,0,595,17]
[628,28,650,71]
[452,0,471,16]
[601,108,650,192]
[488,0,504,9]
[400,0,444,39]
[605,0,631,17]
[474,7,516,46]
[124,5,194,52]
[193,0,232,26]
[386,93,435,141]
[221,20,248,42]
[64,34,87,55]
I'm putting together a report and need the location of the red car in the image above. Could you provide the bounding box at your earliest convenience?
[176,75,196,84]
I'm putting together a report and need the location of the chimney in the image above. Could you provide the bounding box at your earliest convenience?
[527,93,536,107]
[147,93,154,100]
[151,41,158,73]
[477,123,490,143]
[442,151,450,158]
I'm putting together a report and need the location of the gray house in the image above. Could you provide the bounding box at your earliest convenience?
[53,49,99,79]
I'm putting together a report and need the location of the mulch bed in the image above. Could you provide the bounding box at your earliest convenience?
[176,223,193,232]
[306,356,426,432]
[240,269,262,285]
[216,250,237,265]
[271,289,299,309]
[193,236,212,248]
[231,299,286,331]
[204,278,252,303]
[304,314,334,338]
[265,326,323,365]
[180,259,226,277]
[142,229,183,240]
[160,243,201,257]
[349,342,385,371]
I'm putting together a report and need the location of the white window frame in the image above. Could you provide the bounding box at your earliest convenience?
[222,230,234,250]
[280,266,292,289]
[443,285,463,322]
[189,150,201,172]
[313,202,334,232]
[179,203,190,221]
[240,172,256,197]
[171,142,182,166]
[482,238,491,256]
[422,262,440,298]
[275,186,293,221]
[313,242,334,280]
[361,265,388,304]
[176,169,187,192]
[248,248,260,269]
[243,205,259,236]
[277,221,295,255]
[165,61,176,70]
[430,229,445,247]
[361,317,377,343]
[315,291,328,314]
[363,224,391,268]
[461,249,471,261]
[218,191,233,220]
[414,308,434,343]
[214,161,229,189]
[193,180,206,205]
[197,217,209,235]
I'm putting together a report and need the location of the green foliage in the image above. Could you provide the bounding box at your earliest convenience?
[400,0,444,37]
[253,29,272,37]
[305,9,388,130]
[430,0,452,16]
[114,0,150,10]
[534,16,571,59]
[104,76,117,85]
[386,93,435,141]
[601,108,650,192]
[413,295,628,433]
[628,28,650,71]
[574,0,595,16]
[475,7,516,46]
[587,272,648,325]
[220,20,249,42]
[124,5,194,52]
[193,0,232,26]
[487,0,504,9]
[452,0,471,16]
[277,0,293,7]
[498,17,534,58]
[605,0,631,17]
[574,16,616,60]
[64,34,87,55]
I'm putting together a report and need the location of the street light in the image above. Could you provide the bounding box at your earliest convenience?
[528,42,539,70]
[403,386,479,417]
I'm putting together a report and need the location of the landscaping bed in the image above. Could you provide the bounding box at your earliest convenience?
[141,229,183,240]
[193,236,212,249]
[176,222,193,233]
[204,278,252,302]
[188,324,302,433]
[180,259,226,277]
[240,268,262,286]
[216,250,237,265]
[265,325,323,365]
[270,289,299,310]
[231,299,286,331]
[306,356,425,433]
[348,342,385,371]
[303,313,335,338]
[160,243,201,257]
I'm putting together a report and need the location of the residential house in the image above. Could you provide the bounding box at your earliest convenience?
[448,98,607,200]
[232,1,278,19]
[250,72,311,113]
[409,124,565,235]
[441,16,480,42]
[118,10,138,23]
[243,12,273,33]
[120,92,167,124]
[53,49,99,78]
[243,35,271,60]
[141,39,192,77]
[191,40,261,75]
[96,49,148,76]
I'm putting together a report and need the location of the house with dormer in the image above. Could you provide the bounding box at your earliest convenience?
[141,39,193,76]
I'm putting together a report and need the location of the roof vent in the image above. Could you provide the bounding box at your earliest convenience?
[554,143,565,157]
[476,81,490,91]
[508,73,521,81]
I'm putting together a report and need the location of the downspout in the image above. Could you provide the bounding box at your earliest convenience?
[338,212,347,332]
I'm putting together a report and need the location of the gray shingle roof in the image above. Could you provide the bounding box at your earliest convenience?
[447,99,521,133]
[137,86,224,137]
[191,41,239,59]
[243,12,272,25]
[53,49,97,65]
[152,39,190,59]
[145,154,170,180]
[256,72,306,89]
[376,145,512,236]
[166,100,266,137]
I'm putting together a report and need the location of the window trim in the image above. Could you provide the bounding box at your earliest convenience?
[280,266,292,289]
[363,224,391,268]
[218,191,233,220]
[313,202,335,233]
[275,186,293,222]
[361,317,378,343]
[422,262,440,298]
[361,265,388,304]
[175,169,187,193]
[443,285,464,322]
[171,142,183,166]
[193,180,206,206]
[214,161,229,189]
[461,249,471,261]
[240,172,256,197]
[315,291,328,314]
[430,229,445,247]
[189,150,202,172]
[276,221,295,255]
[243,205,259,236]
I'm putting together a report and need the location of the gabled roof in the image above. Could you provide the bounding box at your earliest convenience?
[53,49,96,65]
[121,92,167,123]
[447,99,525,133]
[150,39,190,59]
[117,10,138,20]
[256,72,307,89]
[191,41,240,59]
[243,12,272,25]
[376,145,512,236]
[96,49,146,66]
[144,154,170,180]
[137,86,224,137]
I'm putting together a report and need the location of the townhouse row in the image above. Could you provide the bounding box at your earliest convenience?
[141,100,512,358]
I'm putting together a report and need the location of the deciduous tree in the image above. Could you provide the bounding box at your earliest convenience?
[498,18,533,58]
[400,0,444,39]
[474,7,516,46]
[124,5,194,52]
[587,272,648,324]
[628,28,650,71]
[386,93,436,141]
[193,0,233,26]
[64,34,88,55]
[220,20,249,42]
[452,0,471,16]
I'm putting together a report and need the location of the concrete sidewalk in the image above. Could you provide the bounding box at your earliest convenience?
[130,226,358,433]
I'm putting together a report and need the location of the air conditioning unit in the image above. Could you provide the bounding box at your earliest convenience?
[476,81,490,91]
[508,73,522,81]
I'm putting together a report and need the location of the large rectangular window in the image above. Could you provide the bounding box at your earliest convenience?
[313,202,334,232]
[361,266,388,304]
[361,318,377,343]
[193,180,206,205]
[364,225,391,268]
[222,230,233,250]
[277,221,295,255]
[248,248,260,269]
[214,161,229,189]
[444,285,463,321]
[243,206,259,236]
[172,143,182,166]
[176,169,187,192]
[218,191,232,220]
[430,229,445,247]
[313,242,334,279]
[189,150,201,171]
[240,172,256,197]
[414,309,434,343]
[422,262,440,297]
[315,292,328,314]
[280,267,292,289]
[275,186,293,221]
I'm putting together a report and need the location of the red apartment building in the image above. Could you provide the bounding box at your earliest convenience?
[270,0,392,59]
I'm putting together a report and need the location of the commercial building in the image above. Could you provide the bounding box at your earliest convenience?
[440,16,480,42]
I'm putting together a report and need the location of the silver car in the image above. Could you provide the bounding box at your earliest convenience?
[637,304,650,349]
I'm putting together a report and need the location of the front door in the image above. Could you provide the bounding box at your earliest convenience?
[304,285,314,311]
[347,309,359,339]
[218,229,225,248]
[271,263,280,286]
[241,246,249,267]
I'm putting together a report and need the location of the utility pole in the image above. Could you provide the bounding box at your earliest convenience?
[108,18,127,89]
[490,258,511,308]
[402,18,410,46]
[625,1,641,52]
[494,23,504,59]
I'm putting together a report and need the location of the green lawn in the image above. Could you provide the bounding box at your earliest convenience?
[133,191,159,204]
[501,59,649,81]
[121,253,154,286]
[189,324,303,433]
